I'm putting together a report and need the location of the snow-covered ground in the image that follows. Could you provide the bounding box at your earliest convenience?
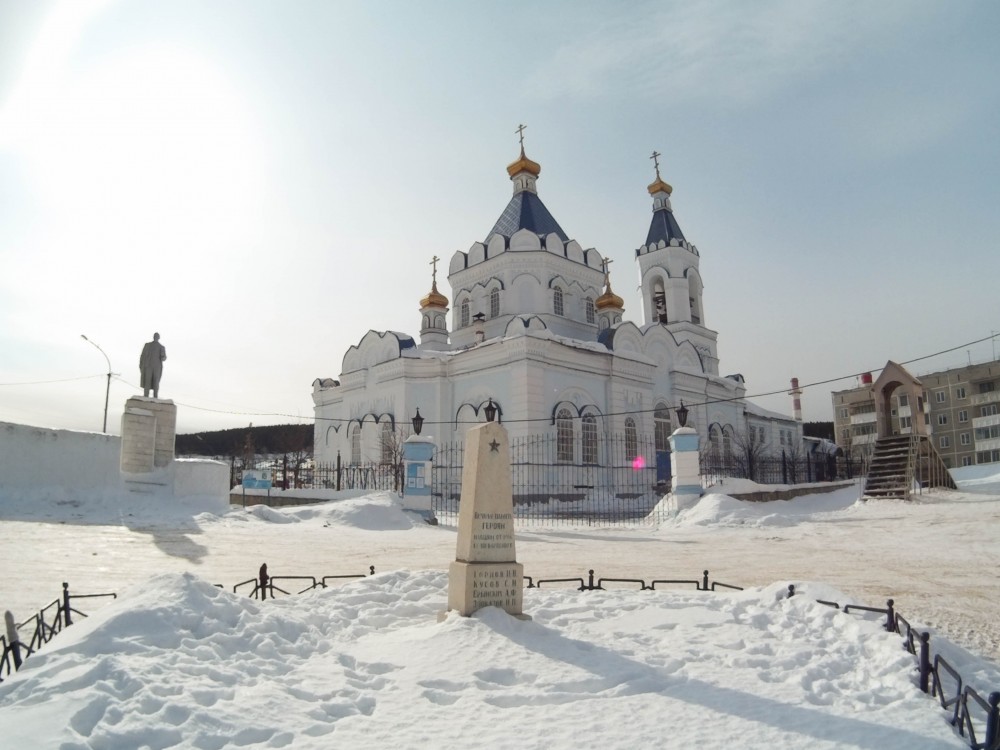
[1,468,999,748]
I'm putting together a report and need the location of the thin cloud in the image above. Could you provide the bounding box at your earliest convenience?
[526,1,944,107]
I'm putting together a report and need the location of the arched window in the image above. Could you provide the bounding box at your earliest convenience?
[687,273,703,325]
[380,421,394,464]
[582,414,598,464]
[709,425,722,455]
[653,279,668,324]
[460,299,470,328]
[723,427,733,457]
[654,404,672,452]
[556,408,573,462]
[350,424,362,465]
[625,417,638,461]
[585,297,595,324]
[422,314,429,328]
[490,288,500,318]
[553,286,564,316]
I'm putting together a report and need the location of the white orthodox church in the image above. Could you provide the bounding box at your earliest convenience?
[312,139,799,469]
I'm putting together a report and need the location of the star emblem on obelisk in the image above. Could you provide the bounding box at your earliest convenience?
[489,439,500,453]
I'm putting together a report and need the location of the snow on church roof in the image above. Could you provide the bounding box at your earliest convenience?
[486,190,569,242]
[744,400,796,423]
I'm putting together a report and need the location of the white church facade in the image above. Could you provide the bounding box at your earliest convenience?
[312,139,799,470]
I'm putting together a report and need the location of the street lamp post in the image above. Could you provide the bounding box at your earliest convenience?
[81,335,112,433]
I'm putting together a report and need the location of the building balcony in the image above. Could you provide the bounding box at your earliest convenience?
[898,406,912,417]
[973,414,1000,430]
[852,433,877,445]
[972,391,1000,406]
[974,437,1000,453]
[850,412,877,425]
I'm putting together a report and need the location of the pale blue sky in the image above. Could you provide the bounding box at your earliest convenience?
[1,0,998,434]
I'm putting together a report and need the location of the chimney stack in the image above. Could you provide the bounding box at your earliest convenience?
[789,377,803,422]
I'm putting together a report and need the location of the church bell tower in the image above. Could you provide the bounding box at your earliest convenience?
[635,152,719,374]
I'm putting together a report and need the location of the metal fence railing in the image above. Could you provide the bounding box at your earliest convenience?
[700,451,867,485]
[233,458,403,493]
[432,433,668,525]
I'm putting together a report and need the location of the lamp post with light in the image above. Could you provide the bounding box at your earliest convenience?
[675,401,689,428]
[81,335,113,433]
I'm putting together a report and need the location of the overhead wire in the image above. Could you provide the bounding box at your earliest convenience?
[4,334,994,428]
[103,333,1000,428]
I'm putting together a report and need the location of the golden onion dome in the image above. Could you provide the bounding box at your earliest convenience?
[595,277,624,310]
[647,176,673,196]
[507,146,541,178]
[420,281,448,309]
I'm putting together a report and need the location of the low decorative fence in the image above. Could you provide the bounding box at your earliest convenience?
[5,569,995,750]
[1,583,116,684]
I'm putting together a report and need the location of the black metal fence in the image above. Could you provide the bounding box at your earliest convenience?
[432,433,668,525]
[231,438,869,524]
[1,583,116,684]
[700,451,867,485]
[233,457,402,493]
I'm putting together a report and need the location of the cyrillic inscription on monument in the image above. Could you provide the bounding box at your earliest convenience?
[470,511,514,555]
[470,565,521,610]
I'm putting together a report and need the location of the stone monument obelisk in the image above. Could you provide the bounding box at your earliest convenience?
[445,420,526,618]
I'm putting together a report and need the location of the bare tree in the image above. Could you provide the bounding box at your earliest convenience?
[375,423,410,491]
[732,428,768,482]
[783,439,804,484]
[276,425,311,489]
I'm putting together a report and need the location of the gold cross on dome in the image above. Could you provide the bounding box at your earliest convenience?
[601,257,614,276]
[430,255,440,284]
[650,150,662,179]
[516,123,527,149]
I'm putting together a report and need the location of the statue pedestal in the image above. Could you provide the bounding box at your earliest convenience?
[121,397,176,473]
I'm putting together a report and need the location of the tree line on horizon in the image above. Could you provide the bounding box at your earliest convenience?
[175,424,312,458]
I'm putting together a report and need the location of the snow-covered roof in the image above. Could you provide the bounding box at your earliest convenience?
[744,400,796,423]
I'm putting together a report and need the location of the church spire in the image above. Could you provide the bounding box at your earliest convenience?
[647,150,673,198]
[420,255,448,309]
[506,123,541,194]
[595,258,624,312]
[419,255,449,349]
[487,125,568,241]
[644,149,686,246]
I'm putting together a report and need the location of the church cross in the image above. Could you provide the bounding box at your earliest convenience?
[430,255,440,285]
[650,150,662,179]
[601,257,614,276]
[516,123,527,149]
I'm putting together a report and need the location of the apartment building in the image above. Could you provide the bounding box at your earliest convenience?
[832,359,1000,468]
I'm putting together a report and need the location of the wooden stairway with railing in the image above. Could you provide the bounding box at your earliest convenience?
[863,435,957,500]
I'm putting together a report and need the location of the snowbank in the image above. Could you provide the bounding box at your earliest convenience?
[0,571,969,749]
[661,484,865,528]
[214,491,418,531]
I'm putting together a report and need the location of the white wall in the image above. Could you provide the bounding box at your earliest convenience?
[0,420,229,514]
[0,421,121,493]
